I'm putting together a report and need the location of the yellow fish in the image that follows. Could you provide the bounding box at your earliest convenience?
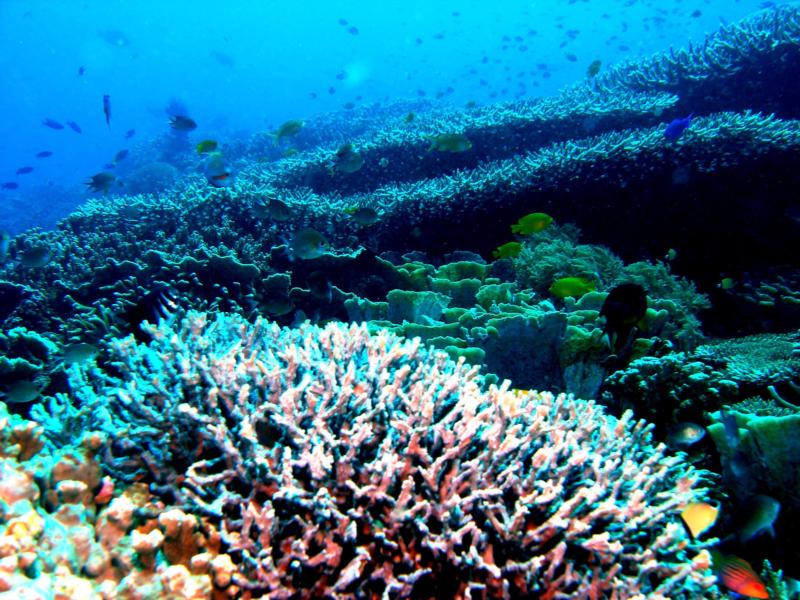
[492,241,523,259]
[680,502,719,539]
[272,119,304,145]
[511,212,553,235]
[549,276,596,298]
[196,139,218,154]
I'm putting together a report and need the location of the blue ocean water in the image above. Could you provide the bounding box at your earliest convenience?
[0,0,774,232]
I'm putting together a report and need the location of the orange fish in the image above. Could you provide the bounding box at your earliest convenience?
[713,553,769,599]
[680,502,719,539]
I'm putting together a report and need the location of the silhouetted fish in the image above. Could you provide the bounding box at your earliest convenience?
[67,120,82,133]
[103,94,111,127]
[664,114,693,141]
[42,118,64,130]
[120,286,179,342]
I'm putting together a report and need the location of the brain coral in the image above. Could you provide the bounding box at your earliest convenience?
[64,312,716,598]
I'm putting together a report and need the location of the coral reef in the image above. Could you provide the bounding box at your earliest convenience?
[56,312,716,597]
[601,331,800,427]
[0,400,236,599]
[2,8,800,593]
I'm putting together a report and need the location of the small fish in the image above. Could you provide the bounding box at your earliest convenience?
[718,277,735,290]
[267,198,292,221]
[712,552,769,599]
[664,248,677,261]
[271,119,304,144]
[587,59,602,78]
[113,149,129,163]
[67,120,82,133]
[125,128,136,139]
[739,495,780,542]
[203,151,232,187]
[348,25,359,35]
[510,212,553,235]
[720,409,749,480]
[2,380,41,404]
[85,171,117,194]
[16,166,34,175]
[42,118,65,130]
[291,228,329,260]
[103,94,111,127]
[77,65,86,76]
[2,182,19,190]
[120,286,179,343]
[404,112,416,123]
[492,241,523,259]
[549,276,596,298]
[0,230,9,263]
[427,132,472,153]
[210,50,235,68]
[600,283,648,353]
[667,422,706,449]
[664,114,693,141]
[331,143,364,173]
[18,246,52,268]
[196,139,218,154]
[169,115,197,131]
[344,206,378,226]
[35,151,53,158]
[306,271,332,302]
[63,342,99,365]
[680,502,719,539]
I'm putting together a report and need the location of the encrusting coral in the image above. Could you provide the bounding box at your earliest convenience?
[0,400,237,599]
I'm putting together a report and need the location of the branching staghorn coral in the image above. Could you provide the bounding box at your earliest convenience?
[63,312,717,597]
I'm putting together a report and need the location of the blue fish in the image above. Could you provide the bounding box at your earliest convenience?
[36,151,53,158]
[125,128,136,139]
[664,114,693,141]
[42,118,64,130]
[103,94,111,127]
[67,120,82,133]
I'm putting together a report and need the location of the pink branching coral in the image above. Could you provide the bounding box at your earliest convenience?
[75,311,716,598]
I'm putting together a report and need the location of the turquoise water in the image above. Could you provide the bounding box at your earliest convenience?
[0,0,771,212]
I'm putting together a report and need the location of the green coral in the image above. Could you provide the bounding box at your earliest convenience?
[512,225,625,296]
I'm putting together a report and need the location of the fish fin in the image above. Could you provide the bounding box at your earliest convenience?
[636,316,649,333]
